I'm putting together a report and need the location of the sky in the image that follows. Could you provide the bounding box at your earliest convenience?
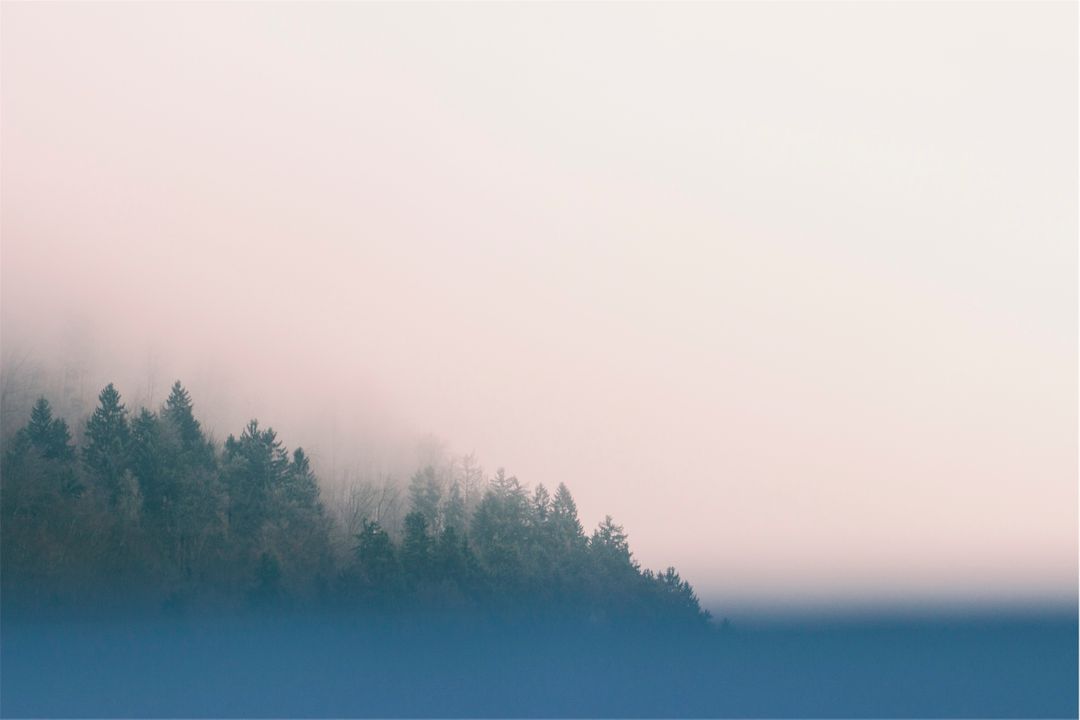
[1,2,1076,611]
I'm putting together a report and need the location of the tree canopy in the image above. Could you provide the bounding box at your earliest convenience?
[1,382,709,626]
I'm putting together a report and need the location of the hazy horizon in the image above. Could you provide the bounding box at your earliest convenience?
[2,1,1077,610]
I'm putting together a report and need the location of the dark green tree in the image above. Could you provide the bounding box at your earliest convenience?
[590,515,632,567]
[223,420,290,551]
[1,402,86,601]
[129,408,168,515]
[550,482,586,552]
[25,397,76,462]
[354,518,398,590]
[432,523,480,604]
[401,511,433,584]
[443,480,466,534]
[162,380,214,467]
[648,566,708,623]
[82,383,132,505]
[1,381,712,626]
[285,448,320,510]
[470,470,530,587]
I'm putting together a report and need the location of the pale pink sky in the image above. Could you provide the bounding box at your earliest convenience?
[2,2,1076,608]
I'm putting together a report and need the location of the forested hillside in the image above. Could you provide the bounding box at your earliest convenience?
[1,381,707,624]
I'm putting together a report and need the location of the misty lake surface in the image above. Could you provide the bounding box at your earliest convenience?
[2,611,1076,717]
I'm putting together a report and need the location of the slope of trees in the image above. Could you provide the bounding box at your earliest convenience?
[1,382,708,625]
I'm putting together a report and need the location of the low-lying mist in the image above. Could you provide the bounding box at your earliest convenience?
[4,0,1077,614]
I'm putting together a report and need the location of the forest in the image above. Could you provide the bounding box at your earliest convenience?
[0,380,708,625]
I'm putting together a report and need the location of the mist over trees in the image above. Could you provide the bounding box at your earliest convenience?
[1,381,708,625]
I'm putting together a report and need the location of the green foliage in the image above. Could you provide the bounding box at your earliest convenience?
[442,480,466,534]
[26,397,77,462]
[1,381,709,625]
[223,420,289,543]
[352,519,398,603]
[130,408,167,514]
[162,381,214,468]
[82,383,131,505]
[591,515,633,568]
[550,482,587,553]
[470,469,531,587]
[401,511,433,585]
[286,448,320,510]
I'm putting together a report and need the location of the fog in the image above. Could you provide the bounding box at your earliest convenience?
[2,2,1076,609]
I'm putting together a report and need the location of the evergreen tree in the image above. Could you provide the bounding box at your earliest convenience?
[443,480,466,534]
[401,511,433,583]
[26,397,76,462]
[591,515,632,565]
[434,524,464,576]
[223,420,290,547]
[162,380,213,466]
[129,408,168,515]
[285,447,320,510]
[149,387,226,585]
[470,471,530,587]
[520,483,557,596]
[650,567,708,622]
[590,514,639,610]
[432,523,480,602]
[489,467,521,497]
[224,420,289,490]
[82,383,132,505]
[1,381,711,626]
[2,401,85,597]
[550,482,586,552]
[354,518,397,588]
[26,396,54,445]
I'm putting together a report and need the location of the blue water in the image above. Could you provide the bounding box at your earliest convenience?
[2,611,1076,717]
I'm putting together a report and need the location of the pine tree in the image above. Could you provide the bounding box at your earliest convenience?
[2,398,84,589]
[650,567,708,622]
[285,447,320,510]
[26,397,54,446]
[590,515,634,568]
[129,408,168,515]
[223,419,290,545]
[354,518,397,587]
[433,523,479,599]
[83,383,132,505]
[489,467,520,497]
[162,381,213,466]
[443,480,466,534]
[401,511,432,583]
[225,420,289,488]
[550,482,586,551]
[0,378,712,625]
[26,397,75,462]
[470,473,530,586]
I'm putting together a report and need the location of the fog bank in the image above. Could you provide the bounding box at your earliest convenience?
[2,2,1076,606]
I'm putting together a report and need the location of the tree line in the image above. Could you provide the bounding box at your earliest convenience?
[1,381,708,625]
